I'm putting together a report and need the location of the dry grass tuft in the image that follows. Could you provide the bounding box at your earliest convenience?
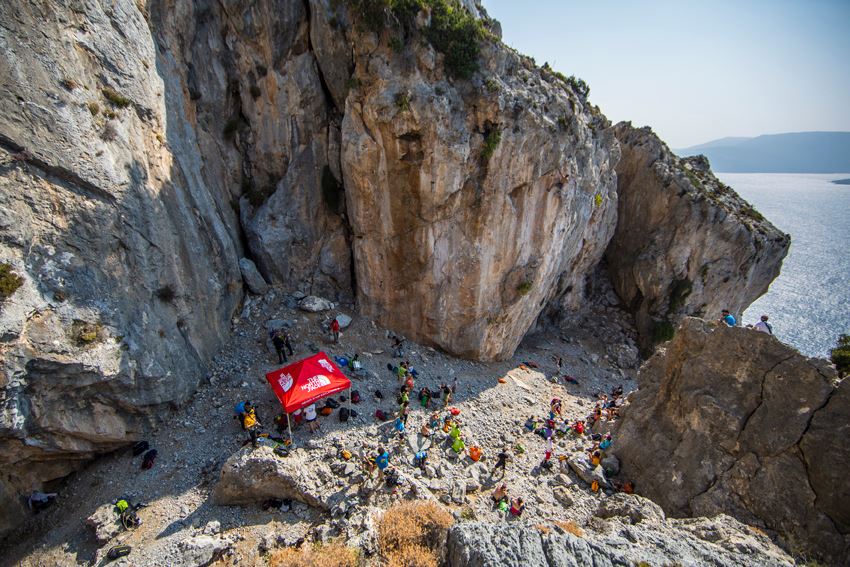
[554,520,584,538]
[535,524,551,534]
[379,501,454,567]
[269,543,358,567]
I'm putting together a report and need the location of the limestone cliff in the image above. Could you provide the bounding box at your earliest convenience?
[0,0,790,539]
[615,318,849,564]
[606,124,790,351]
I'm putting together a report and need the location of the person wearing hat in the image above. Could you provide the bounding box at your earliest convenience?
[754,314,773,335]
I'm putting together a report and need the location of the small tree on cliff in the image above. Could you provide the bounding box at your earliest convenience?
[830,334,850,377]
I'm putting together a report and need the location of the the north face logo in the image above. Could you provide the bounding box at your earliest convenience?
[302,374,331,392]
[317,358,334,372]
[278,372,293,392]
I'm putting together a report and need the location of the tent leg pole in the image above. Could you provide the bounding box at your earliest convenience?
[287,413,292,443]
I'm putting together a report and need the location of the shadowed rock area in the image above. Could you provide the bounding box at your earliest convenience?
[615,318,849,564]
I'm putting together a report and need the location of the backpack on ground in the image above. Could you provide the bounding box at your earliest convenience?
[131,441,149,457]
[121,509,140,530]
[141,449,157,470]
[351,390,361,404]
[320,406,333,416]
[339,407,350,422]
[106,545,132,561]
[325,398,340,409]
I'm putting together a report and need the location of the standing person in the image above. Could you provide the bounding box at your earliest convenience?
[331,318,340,343]
[375,448,390,477]
[754,314,773,334]
[242,404,261,447]
[720,309,737,327]
[304,403,319,433]
[493,449,510,476]
[270,328,291,364]
[392,336,405,358]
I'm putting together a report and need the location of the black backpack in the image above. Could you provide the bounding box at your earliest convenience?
[351,390,361,404]
[339,407,350,422]
[106,545,132,560]
[141,449,157,470]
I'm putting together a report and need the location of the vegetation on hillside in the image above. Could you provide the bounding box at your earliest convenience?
[0,263,23,301]
[348,0,485,79]
[830,334,850,376]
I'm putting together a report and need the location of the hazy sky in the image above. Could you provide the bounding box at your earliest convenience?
[483,0,850,148]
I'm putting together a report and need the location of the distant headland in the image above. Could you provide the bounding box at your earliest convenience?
[677,131,850,173]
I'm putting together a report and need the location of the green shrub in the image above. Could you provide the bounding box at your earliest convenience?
[668,278,693,312]
[484,78,499,93]
[102,87,131,108]
[565,75,589,100]
[425,0,484,79]
[481,128,501,160]
[155,285,176,303]
[651,319,675,345]
[830,334,850,377]
[557,113,569,129]
[516,281,532,296]
[395,91,411,111]
[0,263,23,301]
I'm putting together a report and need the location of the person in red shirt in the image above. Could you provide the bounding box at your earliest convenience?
[331,318,340,343]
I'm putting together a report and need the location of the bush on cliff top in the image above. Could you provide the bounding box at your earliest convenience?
[348,0,484,79]
[269,542,358,567]
[831,334,850,377]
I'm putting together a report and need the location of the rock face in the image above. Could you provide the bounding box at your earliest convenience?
[213,444,347,510]
[606,124,790,351]
[341,12,618,360]
[0,0,243,534]
[615,318,849,564]
[446,495,792,566]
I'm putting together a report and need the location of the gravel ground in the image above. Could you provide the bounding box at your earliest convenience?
[5,288,640,566]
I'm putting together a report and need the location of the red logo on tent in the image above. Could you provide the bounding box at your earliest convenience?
[265,352,351,414]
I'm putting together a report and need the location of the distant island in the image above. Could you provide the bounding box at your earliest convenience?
[676,131,850,173]
[832,178,850,185]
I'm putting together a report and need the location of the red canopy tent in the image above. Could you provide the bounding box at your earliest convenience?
[265,352,351,438]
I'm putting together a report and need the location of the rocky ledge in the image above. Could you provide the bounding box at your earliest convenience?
[615,317,849,564]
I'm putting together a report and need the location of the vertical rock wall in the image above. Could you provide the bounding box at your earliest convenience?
[338,8,619,360]
[606,124,790,351]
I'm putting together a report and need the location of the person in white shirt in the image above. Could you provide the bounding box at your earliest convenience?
[304,404,319,432]
[754,314,773,335]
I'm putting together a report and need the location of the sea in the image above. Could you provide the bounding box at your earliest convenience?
[716,173,850,359]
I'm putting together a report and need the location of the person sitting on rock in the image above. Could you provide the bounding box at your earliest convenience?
[234,400,252,429]
[599,433,612,451]
[420,422,431,437]
[611,385,624,399]
[441,383,453,407]
[451,434,466,454]
[413,450,428,470]
[304,403,319,433]
[429,411,440,430]
[491,483,508,505]
[449,421,462,441]
[392,336,405,358]
[572,420,585,435]
[754,314,773,334]
[348,354,361,372]
[509,497,525,517]
[720,309,737,327]
[549,398,562,420]
[590,449,602,467]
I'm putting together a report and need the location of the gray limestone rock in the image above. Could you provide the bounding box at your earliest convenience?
[615,318,849,564]
[238,258,270,295]
[299,296,334,313]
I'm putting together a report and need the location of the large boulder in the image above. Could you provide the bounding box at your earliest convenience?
[446,513,792,567]
[606,124,790,351]
[238,258,269,295]
[615,317,849,564]
[213,444,347,510]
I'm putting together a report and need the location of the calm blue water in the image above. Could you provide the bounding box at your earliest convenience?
[717,173,850,358]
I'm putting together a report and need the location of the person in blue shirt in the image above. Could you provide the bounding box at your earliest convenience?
[721,309,736,327]
[375,448,390,475]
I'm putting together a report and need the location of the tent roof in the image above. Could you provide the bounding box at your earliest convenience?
[265,352,351,413]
